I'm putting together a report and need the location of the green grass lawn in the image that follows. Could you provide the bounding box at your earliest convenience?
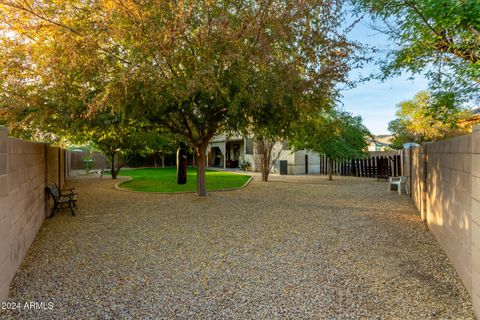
[117,167,251,193]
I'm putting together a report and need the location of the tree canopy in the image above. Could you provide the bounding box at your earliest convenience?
[352,0,480,110]
[0,0,361,195]
[388,90,471,148]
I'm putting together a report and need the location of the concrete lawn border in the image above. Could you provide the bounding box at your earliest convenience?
[114,175,254,194]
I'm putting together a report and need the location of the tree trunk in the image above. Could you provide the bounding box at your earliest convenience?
[262,141,269,182]
[262,152,269,182]
[328,158,333,181]
[196,143,208,196]
[259,139,272,182]
[109,152,118,179]
[161,152,165,168]
[108,152,122,179]
[112,167,120,179]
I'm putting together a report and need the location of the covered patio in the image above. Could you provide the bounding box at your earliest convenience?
[207,136,245,169]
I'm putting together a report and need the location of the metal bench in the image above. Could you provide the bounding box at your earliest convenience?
[45,183,78,218]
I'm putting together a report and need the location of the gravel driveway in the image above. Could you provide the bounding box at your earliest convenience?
[1,174,475,319]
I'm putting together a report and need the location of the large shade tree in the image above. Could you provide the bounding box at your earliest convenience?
[1,0,360,196]
[112,0,359,194]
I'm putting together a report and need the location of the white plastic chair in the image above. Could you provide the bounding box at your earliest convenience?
[388,176,409,195]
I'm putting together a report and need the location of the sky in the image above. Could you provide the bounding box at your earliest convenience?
[339,17,430,136]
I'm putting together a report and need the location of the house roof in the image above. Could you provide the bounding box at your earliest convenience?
[370,135,393,145]
[367,139,392,147]
[460,107,480,124]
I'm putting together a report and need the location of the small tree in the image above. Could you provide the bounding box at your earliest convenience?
[143,133,180,168]
[252,138,283,182]
[81,111,151,179]
[291,111,370,180]
[387,119,417,149]
[241,68,305,182]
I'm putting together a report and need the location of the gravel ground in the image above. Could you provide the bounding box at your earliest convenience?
[1,174,475,319]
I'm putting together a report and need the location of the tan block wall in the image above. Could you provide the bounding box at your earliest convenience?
[46,146,66,188]
[60,150,66,187]
[471,126,480,317]
[409,147,426,219]
[0,127,68,302]
[408,128,479,317]
[0,129,46,302]
[0,127,9,301]
[427,136,472,295]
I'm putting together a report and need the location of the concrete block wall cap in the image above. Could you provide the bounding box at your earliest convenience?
[6,136,45,147]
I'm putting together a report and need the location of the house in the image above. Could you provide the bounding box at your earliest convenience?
[207,134,246,169]
[207,134,321,175]
[367,135,393,151]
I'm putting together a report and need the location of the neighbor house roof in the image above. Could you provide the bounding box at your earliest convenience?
[460,107,480,123]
